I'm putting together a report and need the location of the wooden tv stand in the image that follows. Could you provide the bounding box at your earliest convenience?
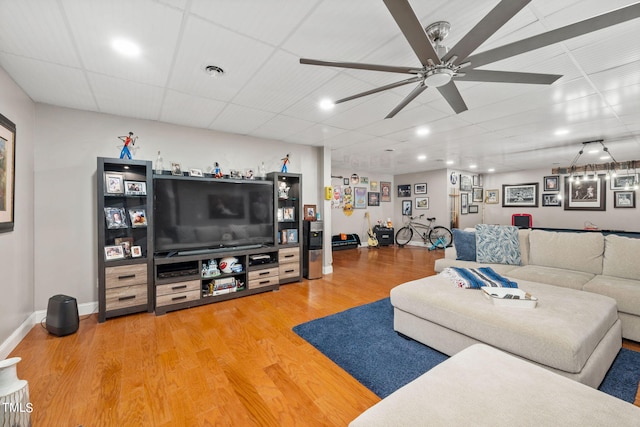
[153,246,282,315]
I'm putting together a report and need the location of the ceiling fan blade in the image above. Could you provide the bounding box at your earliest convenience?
[335,76,422,104]
[456,69,562,84]
[437,81,468,114]
[383,0,441,66]
[300,58,418,74]
[466,2,640,69]
[445,0,531,65]
[385,82,427,119]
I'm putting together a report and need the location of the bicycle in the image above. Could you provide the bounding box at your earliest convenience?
[394,214,453,249]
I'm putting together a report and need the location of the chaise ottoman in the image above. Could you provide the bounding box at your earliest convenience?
[390,274,622,388]
[349,344,640,427]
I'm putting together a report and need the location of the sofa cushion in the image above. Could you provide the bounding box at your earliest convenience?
[452,229,476,261]
[506,265,594,290]
[475,224,521,265]
[517,228,530,266]
[529,230,604,275]
[584,275,640,316]
[602,234,640,280]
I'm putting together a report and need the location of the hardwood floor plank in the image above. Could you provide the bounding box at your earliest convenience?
[9,246,640,425]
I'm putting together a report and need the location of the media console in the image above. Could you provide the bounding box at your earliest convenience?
[154,246,280,315]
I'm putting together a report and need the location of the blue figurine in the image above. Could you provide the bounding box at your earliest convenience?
[281,153,290,173]
[118,132,137,159]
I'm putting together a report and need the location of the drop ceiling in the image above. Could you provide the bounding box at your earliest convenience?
[1,0,639,175]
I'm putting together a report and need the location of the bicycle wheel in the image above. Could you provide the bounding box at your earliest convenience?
[428,226,453,248]
[395,227,413,246]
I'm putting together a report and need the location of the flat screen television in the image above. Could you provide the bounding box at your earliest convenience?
[154,176,274,255]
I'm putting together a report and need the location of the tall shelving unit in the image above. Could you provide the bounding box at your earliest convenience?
[268,172,303,284]
[97,157,153,322]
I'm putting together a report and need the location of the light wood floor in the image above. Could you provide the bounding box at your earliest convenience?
[10,246,640,426]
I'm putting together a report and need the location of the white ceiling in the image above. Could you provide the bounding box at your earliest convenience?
[1,0,639,175]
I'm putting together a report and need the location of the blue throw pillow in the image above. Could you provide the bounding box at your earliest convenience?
[452,229,476,261]
[475,224,521,265]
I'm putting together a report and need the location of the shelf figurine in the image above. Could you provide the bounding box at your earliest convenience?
[281,153,290,173]
[118,131,137,159]
[213,162,223,178]
[155,150,164,173]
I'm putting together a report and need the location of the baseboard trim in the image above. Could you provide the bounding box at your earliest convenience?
[0,301,98,359]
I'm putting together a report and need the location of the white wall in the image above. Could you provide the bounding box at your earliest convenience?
[0,68,36,347]
[479,168,640,231]
[330,168,394,244]
[33,104,321,310]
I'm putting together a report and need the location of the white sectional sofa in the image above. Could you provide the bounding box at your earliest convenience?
[434,227,640,342]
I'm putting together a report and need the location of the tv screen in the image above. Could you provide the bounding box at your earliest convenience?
[154,176,274,254]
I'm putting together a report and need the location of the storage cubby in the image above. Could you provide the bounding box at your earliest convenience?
[97,157,154,322]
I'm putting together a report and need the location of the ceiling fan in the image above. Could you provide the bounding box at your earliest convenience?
[300,0,640,118]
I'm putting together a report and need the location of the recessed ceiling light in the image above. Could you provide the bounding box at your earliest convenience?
[415,127,430,136]
[111,38,141,57]
[446,160,454,165]
[488,168,495,172]
[554,128,569,136]
[319,99,335,111]
[417,154,427,161]
[469,164,477,169]
[588,149,599,154]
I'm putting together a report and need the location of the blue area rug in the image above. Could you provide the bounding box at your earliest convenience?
[293,298,640,403]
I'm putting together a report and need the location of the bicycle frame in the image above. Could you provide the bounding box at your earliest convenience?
[401,216,435,244]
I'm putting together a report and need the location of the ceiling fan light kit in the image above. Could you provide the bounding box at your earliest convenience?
[300,0,640,118]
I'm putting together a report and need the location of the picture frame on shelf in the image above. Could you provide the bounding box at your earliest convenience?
[542,193,561,207]
[124,180,146,196]
[354,187,367,209]
[368,192,380,206]
[502,183,538,207]
[282,206,295,221]
[544,175,559,191]
[131,246,142,258]
[414,183,427,194]
[189,168,203,177]
[485,189,499,204]
[460,193,469,214]
[277,208,284,222]
[171,162,182,176]
[468,204,479,214]
[114,237,134,257]
[128,208,147,227]
[104,245,125,261]
[402,200,412,216]
[304,204,317,221]
[0,113,16,233]
[564,176,606,211]
[415,197,429,210]
[472,187,483,202]
[397,184,411,197]
[610,173,638,190]
[105,172,124,194]
[380,182,391,202]
[286,229,298,243]
[104,207,128,229]
[614,191,635,208]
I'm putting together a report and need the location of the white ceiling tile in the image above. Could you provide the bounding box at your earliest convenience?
[208,103,275,135]
[283,124,347,146]
[88,72,165,120]
[249,114,315,141]
[159,90,227,128]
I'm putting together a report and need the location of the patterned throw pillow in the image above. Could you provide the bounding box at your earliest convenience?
[452,229,476,261]
[475,224,522,265]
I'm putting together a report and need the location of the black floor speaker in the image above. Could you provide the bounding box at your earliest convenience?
[46,294,79,336]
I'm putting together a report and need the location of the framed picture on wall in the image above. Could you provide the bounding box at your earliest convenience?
[542,193,561,207]
[564,176,606,211]
[397,184,411,197]
[414,183,427,194]
[544,175,559,191]
[485,189,499,204]
[460,174,472,191]
[614,191,635,208]
[415,197,429,210]
[472,187,483,202]
[610,173,638,190]
[0,113,16,233]
[502,183,538,207]
[460,193,469,214]
[380,182,391,202]
[368,192,380,206]
[468,205,479,214]
[354,187,367,209]
[402,200,412,216]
